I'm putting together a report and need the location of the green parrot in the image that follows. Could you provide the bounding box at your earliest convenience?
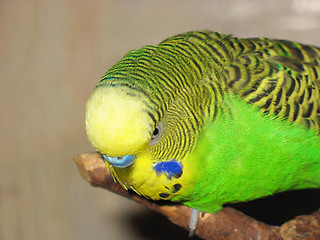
[85,31,320,234]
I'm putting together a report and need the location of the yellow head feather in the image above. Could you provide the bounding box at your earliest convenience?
[85,86,153,157]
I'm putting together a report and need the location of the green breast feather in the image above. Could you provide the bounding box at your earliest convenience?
[181,94,320,213]
[85,31,320,228]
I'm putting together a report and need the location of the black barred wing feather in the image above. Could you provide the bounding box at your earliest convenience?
[225,37,320,132]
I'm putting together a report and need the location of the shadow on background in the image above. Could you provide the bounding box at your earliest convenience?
[126,209,201,240]
[229,189,320,226]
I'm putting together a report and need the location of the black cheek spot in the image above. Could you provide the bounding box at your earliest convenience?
[172,184,182,193]
[159,193,170,198]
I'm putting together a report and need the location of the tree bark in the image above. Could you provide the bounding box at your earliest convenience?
[74,152,320,240]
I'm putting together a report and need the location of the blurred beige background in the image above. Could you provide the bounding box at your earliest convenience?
[1,0,320,240]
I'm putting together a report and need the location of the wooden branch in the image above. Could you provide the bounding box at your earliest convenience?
[74,153,320,240]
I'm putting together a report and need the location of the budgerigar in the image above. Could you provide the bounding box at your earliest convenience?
[85,31,320,234]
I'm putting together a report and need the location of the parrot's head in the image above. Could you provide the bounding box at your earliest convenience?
[85,40,204,199]
[85,85,158,168]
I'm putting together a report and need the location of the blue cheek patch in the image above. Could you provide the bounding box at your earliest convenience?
[153,159,183,178]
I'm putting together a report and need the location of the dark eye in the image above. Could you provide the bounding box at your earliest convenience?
[150,122,163,145]
[152,127,160,139]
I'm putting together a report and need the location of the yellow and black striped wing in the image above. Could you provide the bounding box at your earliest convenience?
[225,37,320,132]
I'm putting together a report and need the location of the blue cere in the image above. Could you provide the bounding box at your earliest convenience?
[102,154,136,168]
[153,159,183,177]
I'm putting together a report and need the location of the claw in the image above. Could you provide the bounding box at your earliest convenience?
[188,208,200,237]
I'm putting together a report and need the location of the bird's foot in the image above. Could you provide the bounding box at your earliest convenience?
[188,208,200,237]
